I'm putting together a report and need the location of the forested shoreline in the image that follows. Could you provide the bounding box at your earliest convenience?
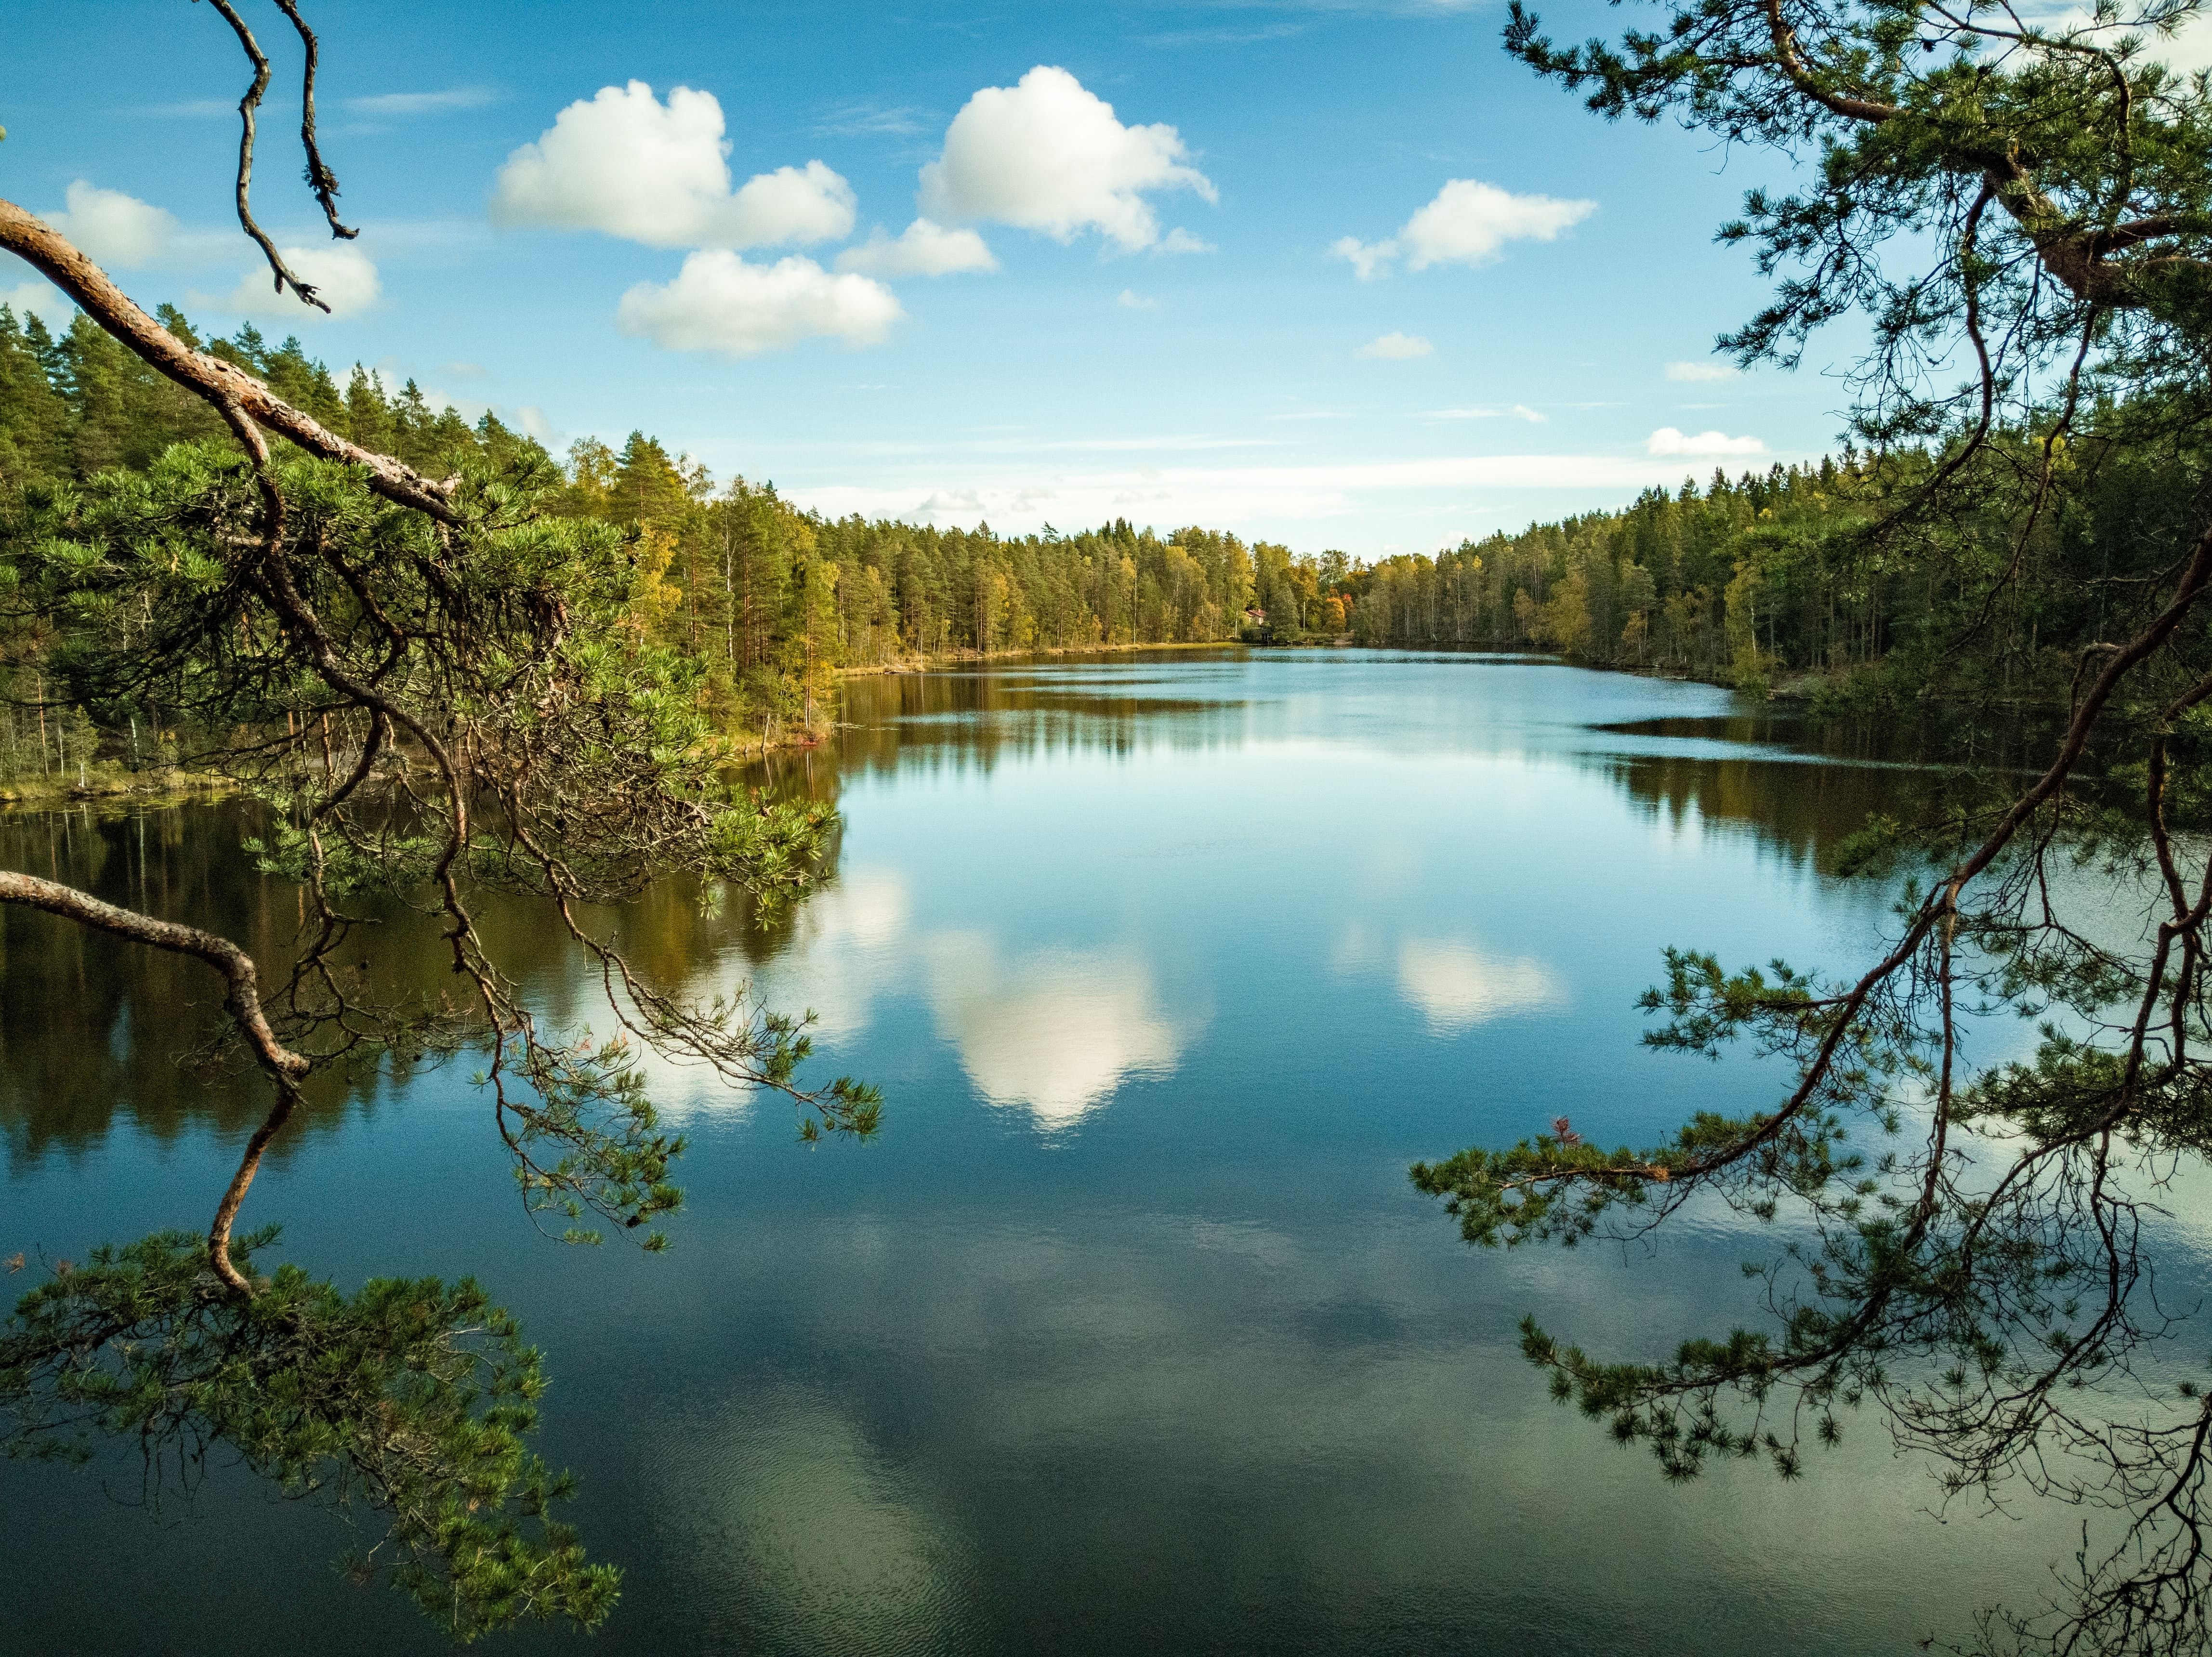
[4,299,2191,792]
[18,0,2212,1644]
[0,304,1287,785]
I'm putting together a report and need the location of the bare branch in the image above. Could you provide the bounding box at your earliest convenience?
[268,0,357,241]
[0,869,309,1295]
[197,0,331,311]
[0,198,455,519]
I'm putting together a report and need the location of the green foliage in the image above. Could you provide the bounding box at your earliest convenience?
[7,431,883,1218]
[0,319,1280,761]
[1411,1127,1672,1248]
[15,300,2192,741]
[1339,435,2192,703]
[0,328,898,1633]
[1402,0,2212,1646]
[0,1231,618,1642]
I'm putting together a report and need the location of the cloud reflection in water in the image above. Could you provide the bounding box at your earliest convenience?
[669,1386,974,1654]
[740,869,1197,1129]
[1333,923,1565,1036]
[924,934,1194,1128]
[1394,938,1563,1034]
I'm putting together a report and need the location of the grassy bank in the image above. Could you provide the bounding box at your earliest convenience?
[0,763,233,809]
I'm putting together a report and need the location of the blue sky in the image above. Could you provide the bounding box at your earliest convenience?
[4,0,1927,553]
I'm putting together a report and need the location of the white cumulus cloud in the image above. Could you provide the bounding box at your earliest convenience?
[727,161,859,248]
[1330,236,1393,280]
[617,251,902,357]
[215,243,382,318]
[1,279,73,330]
[1335,179,1595,279]
[834,218,997,277]
[1647,426,1766,457]
[491,82,855,250]
[918,65,1215,252]
[1357,331,1433,359]
[47,181,177,269]
[1665,360,1738,382]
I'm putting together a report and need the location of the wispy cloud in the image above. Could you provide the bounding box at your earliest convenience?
[1118,289,1158,309]
[782,448,1791,537]
[1425,405,1545,423]
[344,86,499,116]
[1357,331,1433,359]
[729,433,1283,459]
[140,98,233,118]
[1664,360,1738,382]
[346,217,493,262]
[1138,20,1314,47]
[1009,434,1278,454]
[814,101,933,136]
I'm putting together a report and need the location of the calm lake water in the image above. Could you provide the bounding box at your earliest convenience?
[0,650,2162,1655]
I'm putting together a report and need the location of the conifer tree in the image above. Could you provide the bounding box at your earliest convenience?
[0,3,876,1637]
[1414,4,2212,1651]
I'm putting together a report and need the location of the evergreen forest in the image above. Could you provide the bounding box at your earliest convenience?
[15,0,2212,1646]
[8,298,2181,790]
[0,303,1272,783]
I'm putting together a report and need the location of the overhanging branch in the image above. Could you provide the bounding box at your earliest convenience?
[0,199,457,521]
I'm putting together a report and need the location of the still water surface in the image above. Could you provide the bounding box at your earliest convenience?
[0,651,2149,1654]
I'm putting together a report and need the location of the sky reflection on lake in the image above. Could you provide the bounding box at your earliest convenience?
[0,649,2155,1657]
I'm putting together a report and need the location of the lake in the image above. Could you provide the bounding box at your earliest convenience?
[0,650,2143,1655]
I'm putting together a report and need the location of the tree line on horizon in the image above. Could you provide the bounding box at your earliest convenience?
[4,300,2170,787]
[1352,419,2197,707]
[13,0,2212,1640]
[0,304,1282,777]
